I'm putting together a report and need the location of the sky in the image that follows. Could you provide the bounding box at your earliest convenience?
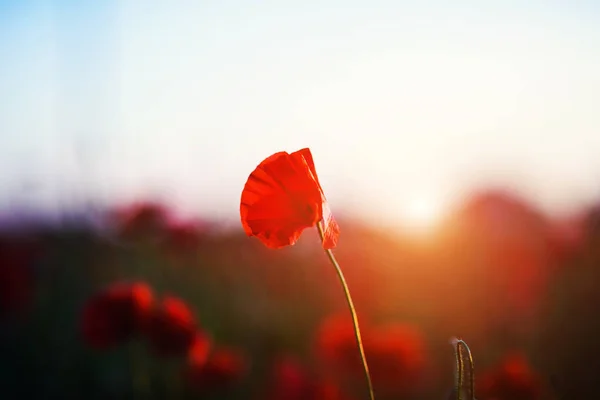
[1,0,600,229]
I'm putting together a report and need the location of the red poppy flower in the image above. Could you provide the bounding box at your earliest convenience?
[477,352,542,400]
[316,315,426,395]
[81,281,153,349]
[0,238,40,317]
[185,347,246,393]
[240,148,339,249]
[265,357,309,399]
[264,357,355,400]
[113,201,171,243]
[546,216,585,263]
[366,324,427,394]
[316,315,365,378]
[186,333,212,366]
[144,295,198,357]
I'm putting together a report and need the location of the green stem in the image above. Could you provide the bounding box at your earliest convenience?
[316,221,375,400]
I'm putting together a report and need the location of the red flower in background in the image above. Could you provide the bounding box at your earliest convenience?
[240,148,339,249]
[114,202,171,243]
[186,333,212,366]
[144,295,198,357]
[264,357,354,400]
[265,358,309,400]
[0,238,41,317]
[316,315,426,396]
[185,347,246,393]
[81,281,153,349]
[366,324,427,393]
[317,316,364,378]
[477,352,542,400]
[546,215,586,263]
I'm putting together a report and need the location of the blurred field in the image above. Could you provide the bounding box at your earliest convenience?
[0,188,598,399]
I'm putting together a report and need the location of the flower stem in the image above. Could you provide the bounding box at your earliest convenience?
[317,221,375,400]
[451,338,475,400]
[457,342,464,400]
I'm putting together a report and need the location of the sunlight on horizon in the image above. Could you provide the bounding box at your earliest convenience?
[400,195,445,234]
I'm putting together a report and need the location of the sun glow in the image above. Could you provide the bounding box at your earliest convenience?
[401,195,444,233]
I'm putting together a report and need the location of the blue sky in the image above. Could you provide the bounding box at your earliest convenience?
[1,1,600,227]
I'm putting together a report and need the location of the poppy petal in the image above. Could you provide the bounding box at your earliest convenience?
[291,148,318,185]
[240,151,323,248]
[244,194,318,248]
[321,202,340,249]
[290,148,340,249]
[240,152,291,236]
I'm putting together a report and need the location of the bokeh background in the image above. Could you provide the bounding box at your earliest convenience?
[2,1,600,399]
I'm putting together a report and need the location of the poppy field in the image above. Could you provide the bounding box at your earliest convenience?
[1,147,599,399]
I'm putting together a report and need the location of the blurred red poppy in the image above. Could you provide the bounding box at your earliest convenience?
[144,295,198,357]
[265,357,354,400]
[477,352,542,400]
[113,201,171,243]
[316,315,365,378]
[0,238,40,317]
[81,281,153,349]
[367,324,427,392]
[265,357,309,400]
[316,315,426,396]
[546,215,586,263]
[186,333,212,366]
[185,347,246,393]
[240,148,339,249]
